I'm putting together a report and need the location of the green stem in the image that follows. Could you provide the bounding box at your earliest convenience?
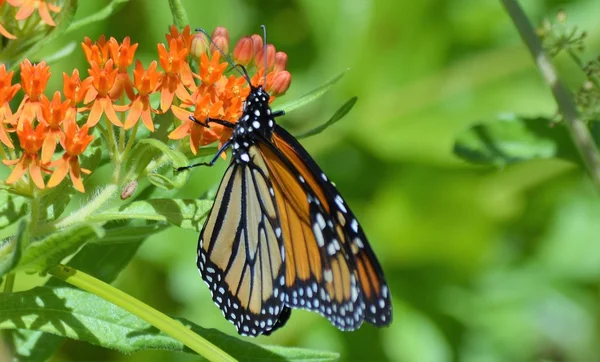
[2,273,15,293]
[48,265,236,362]
[500,0,600,191]
[104,119,119,162]
[28,188,40,233]
[119,127,126,153]
[122,121,139,159]
[168,0,190,29]
[34,184,118,235]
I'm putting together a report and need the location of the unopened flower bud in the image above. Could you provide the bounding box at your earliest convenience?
[233,36,254,65]
[274,52,288,71]
[210,26,230,54]
[190,33,209,58]
[270,70,291,96]
[255,44,276,70]
[250,34,263,57]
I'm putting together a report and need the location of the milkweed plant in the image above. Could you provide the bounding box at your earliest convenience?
[0,1,353,361]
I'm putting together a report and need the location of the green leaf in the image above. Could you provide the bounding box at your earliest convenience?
[42,42,77,64]
[38,181,76,222]
[90,199,213,232]
[65,0,130,34]
[0,220,28,277]
[453,115,579,166]
[88,222,169,244]
[12,225,149,361]
[0,286,339,361]
[275,69,349,114]
[296,97,358,139]
[127,138,189,190]
[17,224,104,273]
[0,190,27,230]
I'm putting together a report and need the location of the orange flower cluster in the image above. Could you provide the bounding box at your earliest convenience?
[1,0,61,39]
[167,26,292,155]
[0,25,291,193]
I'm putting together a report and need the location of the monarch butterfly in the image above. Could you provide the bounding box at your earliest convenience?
[179,27,392,337]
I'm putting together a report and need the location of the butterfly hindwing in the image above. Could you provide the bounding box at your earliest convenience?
[257,142,365,330]
[270,125,392,327]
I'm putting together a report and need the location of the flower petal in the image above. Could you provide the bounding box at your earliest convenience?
[86,99,103,127]
[47,156,69,188]
[101,99,123,127]
[5,157,28,184]
[69,157,85,192]
[29,159,46,189]
[124,97,143,129]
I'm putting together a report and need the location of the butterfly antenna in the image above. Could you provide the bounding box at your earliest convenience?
[261,24,268,87]
[195,28,252,85]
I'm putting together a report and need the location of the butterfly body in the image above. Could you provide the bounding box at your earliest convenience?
[231,87,275,164]
[195,84,392,337]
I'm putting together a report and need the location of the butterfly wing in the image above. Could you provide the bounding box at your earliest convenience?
[258,125,392,328]
[273,125,392,326]
[197,155,290,337]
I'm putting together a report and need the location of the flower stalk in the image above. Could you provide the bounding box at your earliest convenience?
[501,0,600,191]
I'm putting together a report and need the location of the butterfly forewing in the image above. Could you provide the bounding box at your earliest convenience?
[198,160,289,336]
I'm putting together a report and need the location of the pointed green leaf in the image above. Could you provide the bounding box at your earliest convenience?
[0,220,28,277]
[147,172,177,190]
[0,190,27,230]
[89,199,213,232]
[65,0,131,34]
[453,115,579,166]
[17,223,104,273]
[12,224,150,361]
[43,42,77,64]
[296,97,357,139]
[39,181,76,221]
[275,69,349,114]
[88,223,169,244]
[127,138,189,189]
[0,287,339,361]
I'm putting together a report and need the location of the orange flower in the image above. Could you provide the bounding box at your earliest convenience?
[81,36,110,67]
[17,59,51,127]
[169,94,223,155]
[156,38,193,111]
[48,122,93,192]
[63,69,93,124]
[108,36,137,100]
[125,60,161,131]
[198,51,228,86]
[2,120,47,189]
[7,0,61,27]
[39,91,69,162]
[165,25,193,54]
[0,64,20,148]
[84,59,123,127]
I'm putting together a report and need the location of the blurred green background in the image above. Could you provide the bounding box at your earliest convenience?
[18,0,600,361]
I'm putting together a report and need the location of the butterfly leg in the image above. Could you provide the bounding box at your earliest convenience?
[175,140,232,172]
[272,110,285,118]
[189,116,235,129]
